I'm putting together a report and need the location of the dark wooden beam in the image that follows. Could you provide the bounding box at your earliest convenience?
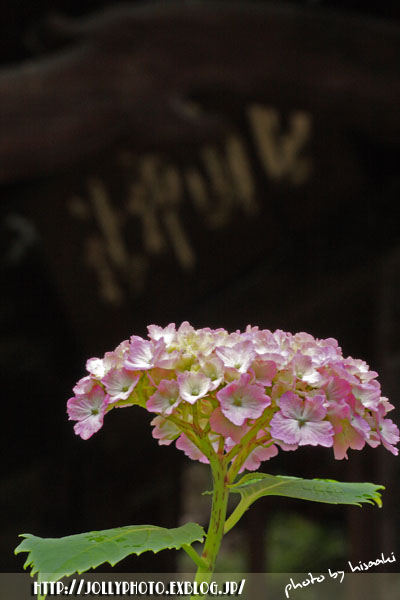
[0,1,399,183]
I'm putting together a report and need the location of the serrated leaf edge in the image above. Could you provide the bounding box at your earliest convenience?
[15,523,205,582]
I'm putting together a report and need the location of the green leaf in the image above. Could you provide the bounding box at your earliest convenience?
[230,473,384,505]
[15,522,204,584]
[224,473,384,533]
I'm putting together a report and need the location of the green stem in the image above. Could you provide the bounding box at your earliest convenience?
[224,409,274,468]
[223,496,250,535]
[191,456,230,598]
[182,544,210,570]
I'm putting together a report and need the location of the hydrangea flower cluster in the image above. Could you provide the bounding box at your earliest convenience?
[67,322,399,472]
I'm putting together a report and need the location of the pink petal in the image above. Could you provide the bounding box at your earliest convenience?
[352,381,381,410]
[147,323,177,345]
[270,411,301,444]
[86,357,107,378]
[198,356,225,390]
[379,419,400,455]
[150,416,180,446]
[239,444,278,472]
[147,380,180,414]
[324,376,352,403]
[178,371,211,404]
[125,338,165,370]
[209,407,249,442]
[301,395,327,422]
[73,376,95,396]
[217,373,270,426]
[101,368,139,402]
[298,420,334,447]
[250,359,277,386]
[175,434,209,463]
[67,385,108,440]
[333,420,366,459]
[73,414,104,440]
[215,341,256,373]
[278,391,304,419]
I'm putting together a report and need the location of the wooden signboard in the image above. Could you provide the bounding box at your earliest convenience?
[2,2,395,352]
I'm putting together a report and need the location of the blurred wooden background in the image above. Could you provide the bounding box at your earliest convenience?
[1,0,399,574]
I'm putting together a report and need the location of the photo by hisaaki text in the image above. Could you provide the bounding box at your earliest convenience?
[284,551,397,598]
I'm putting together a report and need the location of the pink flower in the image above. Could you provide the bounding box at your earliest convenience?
[209,407,249,443]
[270,391,334,447]
[344,357,379,382]
[125,337,164,370]
[245,328,276,354]
[239,444,278,472]
[331,416,369,459]
[250,359,277,386]
[147,380,180,414]
[323,376,352,405]
[175,432,220,463]
[86,357,109,378]
[147,323,177,346]
[68,322,398,465]
[222,429,278,471]
[101,368,139,403]
[290,353,322,385]
[373,416,400,456]
[177,371,211,404]
[73,376,95,396]
[147,368,174,387]
[150,416,180,446]
[352,381,381,411]
[216,373,271,426]
[176,434,209,464]
[176,322,217,355]
[176,321,196,346]
[198,356,225,390]
[67,385,108,440]
[216,341,255,373]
